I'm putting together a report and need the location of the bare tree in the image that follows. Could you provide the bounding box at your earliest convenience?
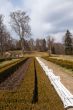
[35,39,41,51]
[47,36,54,56]
[28,39,35,51]
[35,39,47,52]
[10,10,31,53]
[0,15,6,56]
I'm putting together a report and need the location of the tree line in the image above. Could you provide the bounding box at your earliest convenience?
[0,10,73,56]
[0,10,31,56]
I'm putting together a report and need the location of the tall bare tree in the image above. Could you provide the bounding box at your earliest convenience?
[0,15,6,56]
[10,10,31,53]
[28,39,34,51]
[47,36,54,56]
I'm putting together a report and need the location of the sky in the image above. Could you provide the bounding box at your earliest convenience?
[0,0,73,42]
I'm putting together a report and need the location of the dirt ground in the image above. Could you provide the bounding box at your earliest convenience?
[39,57,73,110]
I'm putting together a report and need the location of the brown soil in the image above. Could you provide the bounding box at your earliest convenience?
[0,58,31,90]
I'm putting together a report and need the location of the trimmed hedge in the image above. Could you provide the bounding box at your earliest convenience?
[43,56,73,70]
[0,58,28,83]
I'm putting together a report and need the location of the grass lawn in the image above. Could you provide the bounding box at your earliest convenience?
[43,55,73,71]
[3,51,48,57]
[23,51,49,57]
[51,54,73,61]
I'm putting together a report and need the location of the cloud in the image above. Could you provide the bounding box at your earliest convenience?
[0,0,23,39]
[22,0,73,42]
[0,0,73,42]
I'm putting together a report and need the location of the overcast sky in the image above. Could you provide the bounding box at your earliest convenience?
[0,0,73,42]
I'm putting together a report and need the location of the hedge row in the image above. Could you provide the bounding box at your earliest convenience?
[43,56,73,70]
[0,57,28,83]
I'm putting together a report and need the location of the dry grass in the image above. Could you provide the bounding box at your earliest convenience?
[0,58,34,110]
[51,54,73,61]
[0,58,65,110]
[0,59,19,69]
[23,51,48,57]
[4,50,48,57]
[43,56,73,71]
[32,60,64,110]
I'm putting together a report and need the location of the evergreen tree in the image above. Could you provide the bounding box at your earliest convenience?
[64,30,73,55]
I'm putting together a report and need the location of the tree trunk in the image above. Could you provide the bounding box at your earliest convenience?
[21,39,24,54]
[0,36,3,56]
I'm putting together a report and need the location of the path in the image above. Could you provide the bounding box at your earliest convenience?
[39,57,73,110]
